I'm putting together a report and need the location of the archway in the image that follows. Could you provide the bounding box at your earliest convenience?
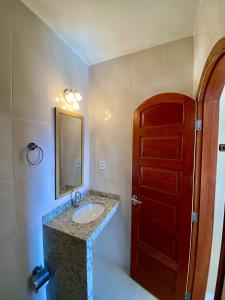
[190,38,225,300]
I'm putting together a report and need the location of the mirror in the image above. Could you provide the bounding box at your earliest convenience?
[55,107,83,199]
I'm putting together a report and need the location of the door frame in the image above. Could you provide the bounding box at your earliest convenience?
[188,37,225,299]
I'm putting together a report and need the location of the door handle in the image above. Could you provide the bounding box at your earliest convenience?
[132,195,142,206]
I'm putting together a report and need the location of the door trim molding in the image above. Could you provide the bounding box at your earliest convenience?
[190,37,225,300]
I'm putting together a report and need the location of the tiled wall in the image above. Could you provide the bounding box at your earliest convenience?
[194,0,225,95]
[194,0,225,295]
[90,36,194,269]
[0,1,89,300]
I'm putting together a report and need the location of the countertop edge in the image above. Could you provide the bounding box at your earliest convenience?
[43,195,120,244]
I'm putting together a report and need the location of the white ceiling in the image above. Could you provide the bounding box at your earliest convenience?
[21,0,200,65]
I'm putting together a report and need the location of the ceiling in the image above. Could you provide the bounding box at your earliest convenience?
[21,0,200,65]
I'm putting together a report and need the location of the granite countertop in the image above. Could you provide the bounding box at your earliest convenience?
[44,194,119,243]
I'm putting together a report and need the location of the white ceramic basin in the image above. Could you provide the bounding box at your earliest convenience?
[71,202,105,224]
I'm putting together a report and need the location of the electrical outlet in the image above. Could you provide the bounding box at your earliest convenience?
[99,160,105,170]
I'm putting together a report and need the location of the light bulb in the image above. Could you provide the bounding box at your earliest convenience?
[64,89,75,104]
[75,91,83,101]
[73,101,80,111]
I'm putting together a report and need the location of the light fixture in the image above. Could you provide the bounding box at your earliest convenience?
[75,90,82,101]
[64,89,76,104]
[63,88,82,111]
[73,101,80,111]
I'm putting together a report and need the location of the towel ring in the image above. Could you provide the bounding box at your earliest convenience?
[26,143,44,165]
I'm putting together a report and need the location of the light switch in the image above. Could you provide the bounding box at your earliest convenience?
[99,160,105,170]
[75,159,81,168]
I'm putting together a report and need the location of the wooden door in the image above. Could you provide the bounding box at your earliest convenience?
[131,93,196,300]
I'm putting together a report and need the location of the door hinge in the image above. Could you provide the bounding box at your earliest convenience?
[192,212,199,223]
[195,119,202,131]
[185,292,191,300]
[219,144,225,152]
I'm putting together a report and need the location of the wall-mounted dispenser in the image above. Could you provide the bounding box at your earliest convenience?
[31,265,50,293]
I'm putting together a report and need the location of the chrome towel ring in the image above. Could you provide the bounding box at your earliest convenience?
[26,143,44,165]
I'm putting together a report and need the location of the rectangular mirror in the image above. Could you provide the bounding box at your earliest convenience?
[55,107,83,199]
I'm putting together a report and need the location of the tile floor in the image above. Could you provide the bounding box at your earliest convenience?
[93,256,157,300]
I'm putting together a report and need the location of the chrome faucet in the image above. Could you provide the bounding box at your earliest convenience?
[72,191,82,208]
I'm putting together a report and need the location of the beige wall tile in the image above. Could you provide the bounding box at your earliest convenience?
[0,1,90,300]
[72,54,90,102]
[90,128,132,268]
[90,92,134,131]
[50,33,74,110]
[90,38,194,198]
[132,45,162,92]
[93,208,130,268]
[0,112,14,180]
[132,88,162,109]
[0,48,12,114]
[0,238,22,300]
[0,0,13,52]
[13,118,53,200]
[162,36,194,98]
[91,54,133,97]
[0,180,15,244]
[13,1,51,123]
[90,37,194,298]
[91,129,131,193]
[0,11,13,181]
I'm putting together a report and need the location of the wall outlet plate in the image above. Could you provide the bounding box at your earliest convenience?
[75,159,82,168]
[99,160,105,170]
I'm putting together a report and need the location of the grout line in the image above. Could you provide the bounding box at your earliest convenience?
[193,0,203,35]
[0,178,14,184]
[13,116,51,126]
[0,235,15,247]
[48,27,53,135]
[11,7,18,239]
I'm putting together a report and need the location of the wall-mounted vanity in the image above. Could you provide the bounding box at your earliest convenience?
[42,108,120,300]
[43,191,119,300]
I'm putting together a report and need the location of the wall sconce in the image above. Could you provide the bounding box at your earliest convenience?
[63,88,83,110]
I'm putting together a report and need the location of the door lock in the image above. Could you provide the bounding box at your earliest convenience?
[132,195,142,206]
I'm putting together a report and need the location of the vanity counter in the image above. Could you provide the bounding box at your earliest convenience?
[43,191,119,300]
[45,194,119,243]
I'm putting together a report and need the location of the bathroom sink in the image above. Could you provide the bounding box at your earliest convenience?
[71,202,105,224]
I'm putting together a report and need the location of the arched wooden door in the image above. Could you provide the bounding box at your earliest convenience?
[131,93,196,300]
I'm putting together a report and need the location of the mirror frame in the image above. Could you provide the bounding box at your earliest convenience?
[55,107,84,199]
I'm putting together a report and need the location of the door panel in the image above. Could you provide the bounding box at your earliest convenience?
[140,167,181,193]
[131,93,196,300]
[140,136,183,159]
[140,102,184,127]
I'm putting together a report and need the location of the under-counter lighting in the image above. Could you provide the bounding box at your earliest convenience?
[63,88,82,111]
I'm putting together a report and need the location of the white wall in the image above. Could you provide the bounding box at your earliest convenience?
[194,0,225,297]
[90,37,194,279]
[194,0,225,94]
[206,87,225,298]
[0,0,89,299]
